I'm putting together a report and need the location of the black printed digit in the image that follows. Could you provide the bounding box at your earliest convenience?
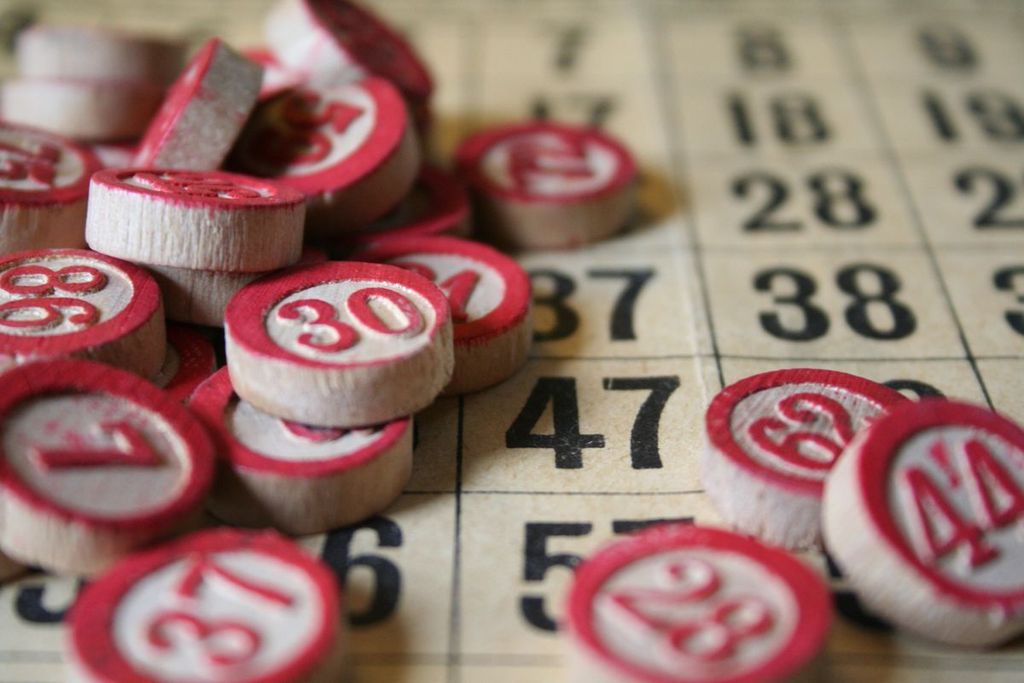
[602,376,680,469]
[954,167,1024,229]
[836,264,917,340]
[917,23,977,71]
[736,23,791,72]
[993,266,1024,335]
[754,268,830,341]
[586,268,656,340]
[506,377,605,469]
[530,269,580,342]
[321,517,403,627]
[520,522,591,632]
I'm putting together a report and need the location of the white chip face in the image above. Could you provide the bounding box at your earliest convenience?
[228,395,387,463]
[267,280,438,364]
[112,549,323,680]
[482,131,618,196]
[728,382,885,482]
[243,83,377,177]
[887,425,1024,593]
[1,393,190,517]
[385,253,504,323]
[0,255,134,338]
[0,127,86,192]
[592,549,798,680]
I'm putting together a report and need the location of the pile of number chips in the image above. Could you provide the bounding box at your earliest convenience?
[0,1,1021,682]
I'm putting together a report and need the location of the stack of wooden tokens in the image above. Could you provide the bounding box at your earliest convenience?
[2,26,184,143]
[699,368,1024,651]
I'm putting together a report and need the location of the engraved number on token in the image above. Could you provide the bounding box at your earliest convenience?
[34,420,162,470]
[129,171,268,201]
[144,553,295,670]
[260,91,364,166]
[606,558,776,663]
[509,131,592,189]
[747,393,855,471]
[902,436,1024,569]
[0,138,60,187]
[276,287,424,354]
[391,260,480,323]
[0,263,109,331]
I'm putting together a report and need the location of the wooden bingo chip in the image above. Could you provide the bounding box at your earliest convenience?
[229,78,420,238]
[0,359,214,575]
[1,79,165,142]
[264,0,433,107]
[0,248,165,378]
[66,528,345,682]
[191,368,412,534]
[356,236,532,395]
[224,261,453,427]
[150,246,327,328]
[86,168,305,272]
[343,164,471,249]
[824,400,1024,647]
[703,369,907,550]
[565,524,830,683]
[15,25,185,85]
[151,325,217,402]
[0,122,99,253]
[134,38,263,170]
[456,121,637,250]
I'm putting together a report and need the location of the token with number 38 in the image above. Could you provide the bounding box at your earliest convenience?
[67,528,345,683]
[566,524,830,683]
[225,261,453,427]
[825,399,1024,646]
[703,369,907,550]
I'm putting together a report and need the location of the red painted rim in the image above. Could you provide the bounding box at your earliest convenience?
[91,168,304,208]
[189,367,410,476]
[567,524,831,683]
[225,260,449,370]
[231,78,407,196]
[0,121,99,205]
[0,248,162,357]
[706,369,907,496]
[355,236,530,344]
[856,399,1024,609]
[0,358,214,530]
[455,121,635,204]
[69,528,340,683]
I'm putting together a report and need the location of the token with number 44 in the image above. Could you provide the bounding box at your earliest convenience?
[703,369,907,550]
[67,528,345,683]
[824,399,1024,647]
[566,524,830,683]
[225,261,452,427]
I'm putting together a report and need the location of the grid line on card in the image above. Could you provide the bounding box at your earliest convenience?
[446,394,466,683]
[827,10,995,409]
[645,1,726,391]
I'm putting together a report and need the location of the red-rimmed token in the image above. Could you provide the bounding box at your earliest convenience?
[0,122,99,253]
[456,121,636,250]
[133,38,262,170]
[0,248,165,378]
[342,164,471,250]
[150,246,328,327]
[264,0,433,105]
[824,399,1024,646]
[191,367,411,534]
[566,524,830,683]
[86,168,305,271]
[356,236,531,395]
[0,359,214,575]
[16,25,185,85]
[242,46,309,99]
[703,369,907,550]
[228,78,420,239]
[225,261,453,427]
[151,325,217,403]
[66,528,345,683]
[1,78,165,142]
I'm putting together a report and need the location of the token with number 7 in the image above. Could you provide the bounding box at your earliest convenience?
[356,236,532,394]
[0,359,214,575]
[225,261,452,426]
[703,369,907,550]
[67,528,345,683]
[824,399,1024,646]
[565,524,830,683]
